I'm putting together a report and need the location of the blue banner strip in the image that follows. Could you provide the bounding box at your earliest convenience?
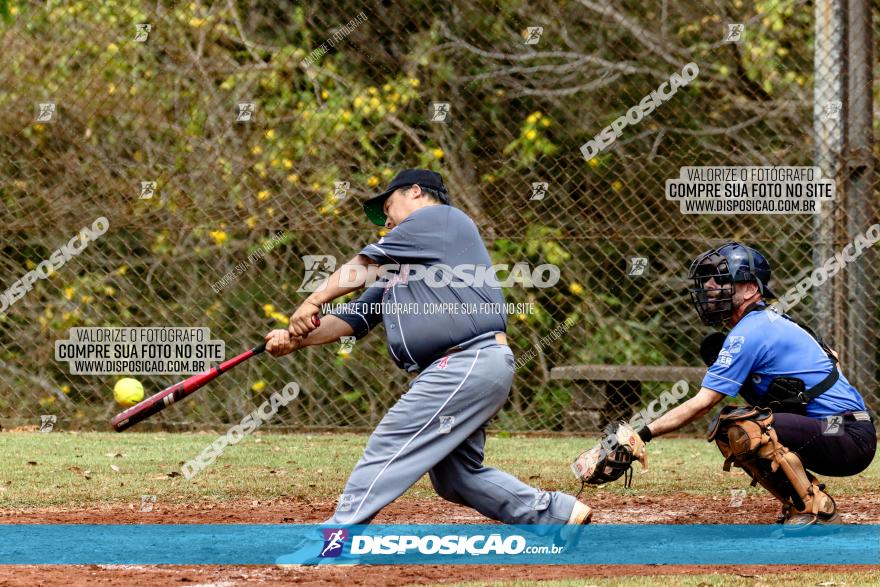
[0,524,877,565]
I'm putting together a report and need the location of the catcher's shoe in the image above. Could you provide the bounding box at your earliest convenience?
[774,503,793,524]
[783,494,841,530]
[567,500,593,524]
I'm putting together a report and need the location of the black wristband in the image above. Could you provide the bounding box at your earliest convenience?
[638,426,653,443]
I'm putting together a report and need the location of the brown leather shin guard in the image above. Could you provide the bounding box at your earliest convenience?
[718,420,832,516]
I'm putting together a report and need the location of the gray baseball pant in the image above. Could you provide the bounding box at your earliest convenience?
[325,333,578,525]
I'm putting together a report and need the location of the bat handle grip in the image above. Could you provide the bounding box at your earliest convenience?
[256,316,320,354]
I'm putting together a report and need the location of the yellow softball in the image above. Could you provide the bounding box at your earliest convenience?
[113,378,144,407]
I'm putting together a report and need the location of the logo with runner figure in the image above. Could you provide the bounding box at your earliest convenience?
[319,528,349,558]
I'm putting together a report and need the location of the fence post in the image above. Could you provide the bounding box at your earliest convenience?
[844,0,877,404]
[811,0,845,346]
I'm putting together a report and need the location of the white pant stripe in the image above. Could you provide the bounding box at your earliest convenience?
[339,349,481,524]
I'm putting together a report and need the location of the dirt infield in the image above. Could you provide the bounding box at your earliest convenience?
[6,563,879,587]
[4,492,880,525]
[2,494,879,586]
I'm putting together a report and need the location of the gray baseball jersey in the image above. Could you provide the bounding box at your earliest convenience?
[330,205,506,372]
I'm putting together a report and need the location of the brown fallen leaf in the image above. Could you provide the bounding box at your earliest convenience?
[26,461,37,466]
[68,466,83,474]
[166,471,181,478]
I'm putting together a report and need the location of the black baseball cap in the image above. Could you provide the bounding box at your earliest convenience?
[363,169,450,226]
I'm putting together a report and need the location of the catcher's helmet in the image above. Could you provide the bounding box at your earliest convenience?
[687,242,777,326]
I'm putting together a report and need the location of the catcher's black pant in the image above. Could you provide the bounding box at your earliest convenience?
[773,412,876,477]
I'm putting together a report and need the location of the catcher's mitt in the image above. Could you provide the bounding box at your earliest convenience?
[571,422,648,489]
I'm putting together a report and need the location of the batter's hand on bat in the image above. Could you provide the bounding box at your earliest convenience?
[265,329,303,357]
[288,302,321,337]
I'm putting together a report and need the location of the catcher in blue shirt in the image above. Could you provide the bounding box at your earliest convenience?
[631,243,873,527]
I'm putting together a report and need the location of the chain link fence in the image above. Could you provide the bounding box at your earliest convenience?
[0,0,876,432]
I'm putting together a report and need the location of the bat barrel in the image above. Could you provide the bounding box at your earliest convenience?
[111,382,183,432]
[110,342,268,432]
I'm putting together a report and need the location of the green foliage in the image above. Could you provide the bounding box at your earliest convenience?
[0,0,873,432]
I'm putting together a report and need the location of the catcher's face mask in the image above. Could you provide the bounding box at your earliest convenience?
[687,251,736,326]
[689,242,777,327]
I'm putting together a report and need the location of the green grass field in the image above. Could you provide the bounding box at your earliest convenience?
[1,431,878,508]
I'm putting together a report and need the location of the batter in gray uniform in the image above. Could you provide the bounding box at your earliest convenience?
[265,169,591,525]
